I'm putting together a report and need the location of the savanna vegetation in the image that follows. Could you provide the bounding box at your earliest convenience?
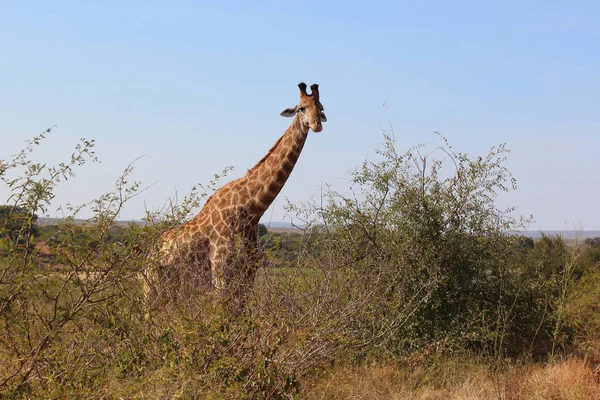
[1,127,599,399]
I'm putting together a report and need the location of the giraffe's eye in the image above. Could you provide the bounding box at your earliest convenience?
[298,107,305,113]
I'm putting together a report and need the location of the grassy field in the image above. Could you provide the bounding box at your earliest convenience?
[3,221,600,399]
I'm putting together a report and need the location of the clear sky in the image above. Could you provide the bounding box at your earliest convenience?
[1,1,599,230]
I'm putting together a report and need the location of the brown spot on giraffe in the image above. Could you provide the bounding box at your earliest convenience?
[144,82,327,310]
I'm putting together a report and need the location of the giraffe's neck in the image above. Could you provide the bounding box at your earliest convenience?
[245,117,309,217]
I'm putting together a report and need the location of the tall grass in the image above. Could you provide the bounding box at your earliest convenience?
[304,357,600,400]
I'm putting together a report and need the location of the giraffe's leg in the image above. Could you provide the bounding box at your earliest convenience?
[209,242,229,292]
[228,260,259,312]
[187,242,213,293]
[226,244,263,314]
[140,260,169,315]
[209,233,264,315]
[141,266,157,298]
[142,248,164,301]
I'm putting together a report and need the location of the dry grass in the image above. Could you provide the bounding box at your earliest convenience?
[304,357,600,400]
[512,358,600,400]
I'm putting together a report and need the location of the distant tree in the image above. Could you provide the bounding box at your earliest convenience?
[105,225,125,243]
[0,205,38,243]
[584,237,600,247]
[583,237,600,265]
[531,234,570,279]
[514,235,534,253]
[38,224,60,245]
[257,223,268,238]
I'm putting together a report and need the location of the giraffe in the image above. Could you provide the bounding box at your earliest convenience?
[144,82,327,309]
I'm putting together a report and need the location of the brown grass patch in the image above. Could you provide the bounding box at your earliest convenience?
[304,357,600,400]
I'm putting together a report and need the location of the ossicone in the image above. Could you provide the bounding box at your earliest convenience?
[298,82,308,96]
[310,84,319,101]
[297,82,320,100]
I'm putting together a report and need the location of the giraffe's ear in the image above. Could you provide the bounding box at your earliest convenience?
[280,108,297,118]
[320,111,327,122]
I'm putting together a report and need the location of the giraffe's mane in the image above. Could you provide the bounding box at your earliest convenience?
[247,135,284,173]
[204,193,215,205]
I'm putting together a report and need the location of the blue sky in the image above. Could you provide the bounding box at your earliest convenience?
[1,1,599,230]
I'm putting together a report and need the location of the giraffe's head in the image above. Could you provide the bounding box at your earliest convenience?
[280,83,327,133]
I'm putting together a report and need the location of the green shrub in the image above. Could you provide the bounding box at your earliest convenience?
[287,131,559,359]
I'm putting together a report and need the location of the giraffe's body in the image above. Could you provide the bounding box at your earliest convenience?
[144,83,326,307]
